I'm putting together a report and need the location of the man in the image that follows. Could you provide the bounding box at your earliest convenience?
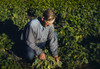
[21,9,59,63]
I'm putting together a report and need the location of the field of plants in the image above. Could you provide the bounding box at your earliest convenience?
[0,0,100,69]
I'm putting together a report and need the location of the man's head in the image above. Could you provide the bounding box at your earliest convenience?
[42,9,56,27]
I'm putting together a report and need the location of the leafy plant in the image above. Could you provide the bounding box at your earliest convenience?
[32,49,62,69]
[0,33,22,69]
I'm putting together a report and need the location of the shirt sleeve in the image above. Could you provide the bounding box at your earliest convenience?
[25,25,43,56]
[48,26,58,57]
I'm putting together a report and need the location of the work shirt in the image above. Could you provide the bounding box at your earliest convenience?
[21,18,58,57]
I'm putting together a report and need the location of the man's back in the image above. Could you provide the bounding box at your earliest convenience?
[21,18,54,43]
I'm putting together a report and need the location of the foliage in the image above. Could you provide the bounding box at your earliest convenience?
[32,49,62,69]
[0,33,22,69]
[0,0,100,69]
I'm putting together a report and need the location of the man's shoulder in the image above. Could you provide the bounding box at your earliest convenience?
[30,18,40,27]
[50,24,54,29]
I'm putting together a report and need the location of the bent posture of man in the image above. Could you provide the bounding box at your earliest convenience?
[21,9,59,63]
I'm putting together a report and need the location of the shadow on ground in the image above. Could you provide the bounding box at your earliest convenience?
[0,19,25,59]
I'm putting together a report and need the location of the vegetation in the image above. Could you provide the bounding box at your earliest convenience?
[0,0,100,69]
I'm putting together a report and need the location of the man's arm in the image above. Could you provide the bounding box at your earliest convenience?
[25,25,43,56]
[48,26,58,57]
[48,26,59,62]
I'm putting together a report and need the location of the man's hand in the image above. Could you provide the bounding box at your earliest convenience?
[54,55,59,63]
[39,53,46,60]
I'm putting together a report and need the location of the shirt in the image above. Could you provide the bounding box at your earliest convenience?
[21,18,58,57]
